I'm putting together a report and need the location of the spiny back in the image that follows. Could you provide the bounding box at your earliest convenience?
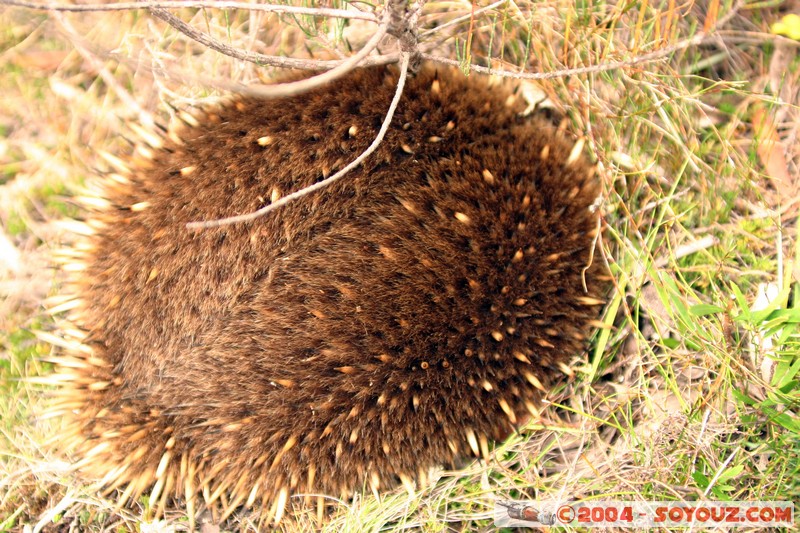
[51,64,604,524]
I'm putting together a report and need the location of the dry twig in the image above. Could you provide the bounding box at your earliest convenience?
[149,6,388,97]
[0,0,378,21]
[3,0,742,80]
[186,51,413,230]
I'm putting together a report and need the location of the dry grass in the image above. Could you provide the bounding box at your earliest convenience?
[1,0,799,531]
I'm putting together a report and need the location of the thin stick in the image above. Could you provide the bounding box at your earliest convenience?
[14,0,744,80]
[117,51,401,92]
[149,7,387,91]
[2,0,396,72]
[186,52,412,230]
[0,0,378,21]
[151,0,738,80]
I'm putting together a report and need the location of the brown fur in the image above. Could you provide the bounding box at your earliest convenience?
[51,64,604,523]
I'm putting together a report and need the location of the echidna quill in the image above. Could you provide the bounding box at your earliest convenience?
[46,64,605,525]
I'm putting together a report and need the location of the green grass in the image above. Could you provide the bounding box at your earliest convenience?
[1,0,799,530]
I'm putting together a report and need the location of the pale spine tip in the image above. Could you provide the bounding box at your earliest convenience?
[75,196,112,210]
[523,371,546,392]
[540,144,550,160]
[465,428,480,457]
[128,122,163,149]
[454,212,470,224]
[178,111,200,128]
[499,397,517,424]
[566,138,585,166]
[98,150,130,174]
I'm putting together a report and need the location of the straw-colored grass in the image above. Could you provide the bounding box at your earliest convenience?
[1,1,798,531]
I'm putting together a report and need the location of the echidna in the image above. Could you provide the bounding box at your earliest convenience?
[47,64,604,525]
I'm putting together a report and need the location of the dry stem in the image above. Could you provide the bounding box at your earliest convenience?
[0,0,378,21]
[186,51,413,230]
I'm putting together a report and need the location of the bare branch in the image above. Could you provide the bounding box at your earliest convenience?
[150,6,389,98]
[5,1,387,72]
[107,52,400,95]
[145,7,371,73]
[0,0,378,21]
[186,52,412,230]
[9,0,741,85]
